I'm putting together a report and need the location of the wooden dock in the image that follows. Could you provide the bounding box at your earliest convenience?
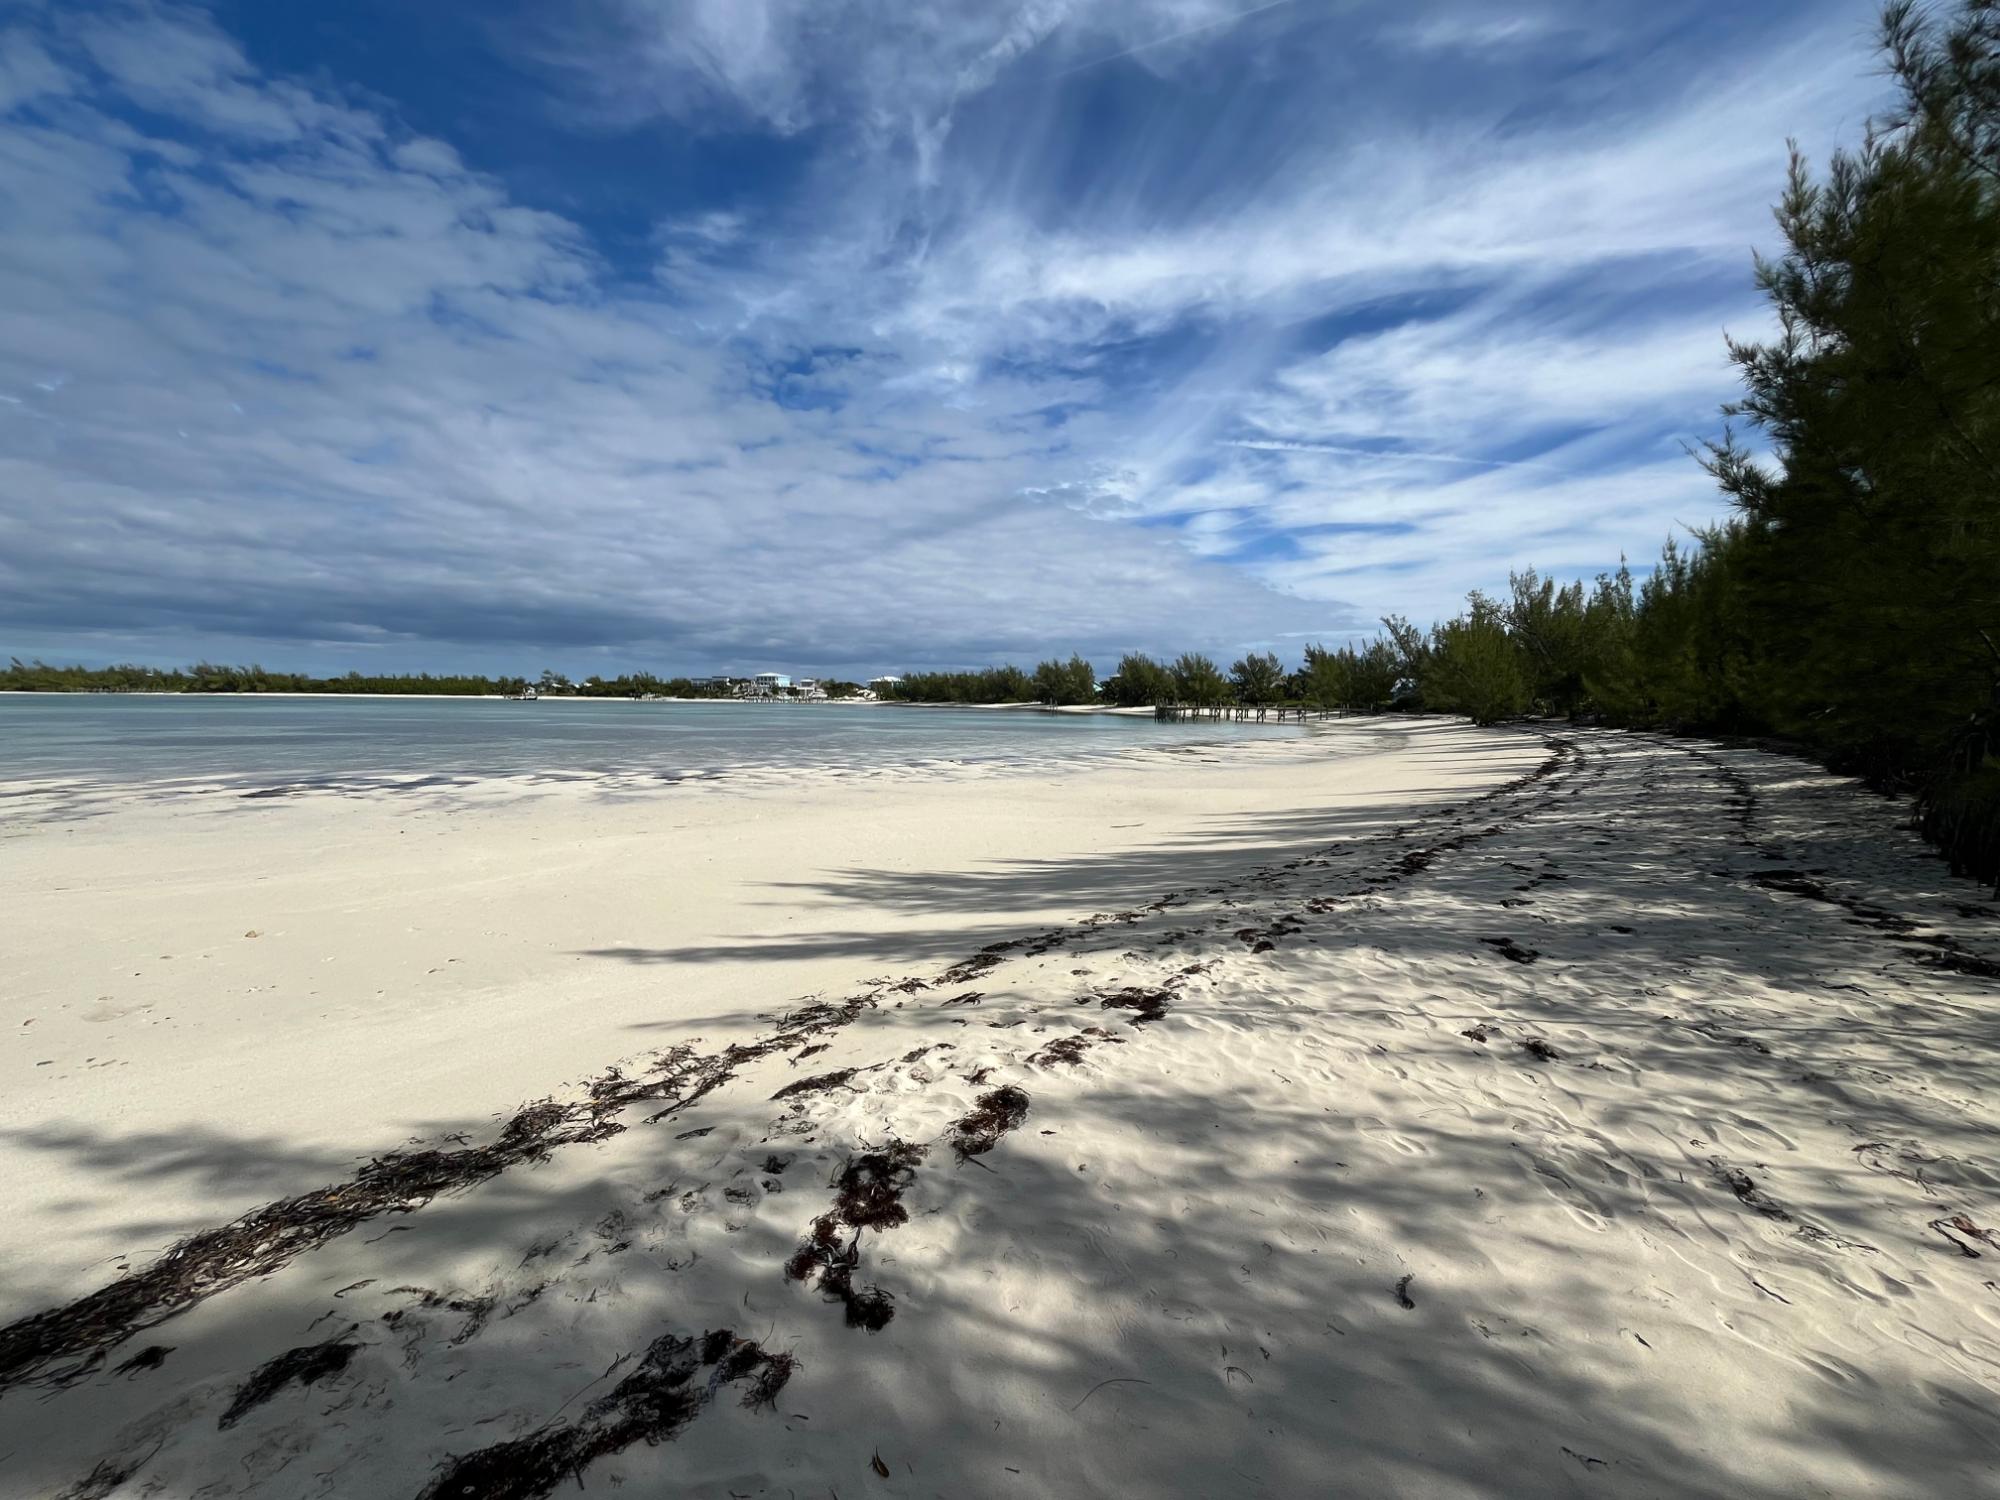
[1153,704,1342,723]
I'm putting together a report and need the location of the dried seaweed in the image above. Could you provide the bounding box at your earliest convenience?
[1920,949,2000,979]
[1479,936,1541,964]
[1028,1027,1123,1067]
[784,1143,925,1332]
[218,1335,362,1430]
[738,1349,798,1409]
[2,997,880,1391]
[950,1085,1031,1161]
[772,1068,859,1100]
[56,1450,159,1500]
[1098,987,1173,1025]
[1929,1213,1997,1257]
[416,1329,789,1500]
[830,1143,925,1229]
[0,1099,606,1392]
[934,951,1005,986]
[111,1345,171,1376]
[1713,1163,1792,1222]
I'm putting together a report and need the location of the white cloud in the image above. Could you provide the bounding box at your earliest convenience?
[74,3,373,143]
[1246,297,1759,449]
[0,5,1337,671]
[0,0,1894,669]
[533,0,1271,136]
[0,28,74,112]
[1385,12,1560,55]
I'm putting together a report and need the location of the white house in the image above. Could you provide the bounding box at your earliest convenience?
[753,672,792,694]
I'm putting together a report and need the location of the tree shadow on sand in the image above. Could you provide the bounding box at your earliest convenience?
[6,727,1999,1495]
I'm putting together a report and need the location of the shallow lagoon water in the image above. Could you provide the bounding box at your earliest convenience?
[0,695,1301,792]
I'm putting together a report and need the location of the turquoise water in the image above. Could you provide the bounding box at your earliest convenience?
[0,695,1301,792]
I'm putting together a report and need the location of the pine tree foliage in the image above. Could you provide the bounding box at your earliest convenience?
[1699,0,2000,873]
[1031,654,1098,705]
[1367,1,2000,878]
[1102,652,1177,706]
[1229,651,1285,704]
[1424,594,1529,726]
[1171,652,1231,706]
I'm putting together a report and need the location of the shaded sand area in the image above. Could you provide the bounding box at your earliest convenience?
[4,723,2000,1497]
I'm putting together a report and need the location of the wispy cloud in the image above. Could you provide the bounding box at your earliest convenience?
[0,0,1890,670]
[1385,12,1562,56]
[1047,0,1299,78]
[1221,440,1566,473]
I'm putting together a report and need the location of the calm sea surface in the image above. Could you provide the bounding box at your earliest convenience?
[0,695,1302,791]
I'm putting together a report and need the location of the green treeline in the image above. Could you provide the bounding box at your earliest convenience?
[1446,0,1999,885]
[885,666,1035,703]
[878,645,1390,712]
[1585,0,1997,885]
[0,660,865,701]
[0,660,528,695]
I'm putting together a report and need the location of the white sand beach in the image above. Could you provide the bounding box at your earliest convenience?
[0,721,1410,1307]
[3,721,1998,1497]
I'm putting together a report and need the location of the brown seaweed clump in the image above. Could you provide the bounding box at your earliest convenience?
[417,1329,793,1500]
[217,1335,363,1430]
[784,1143,926,1332]
[950,1086,1032,1161]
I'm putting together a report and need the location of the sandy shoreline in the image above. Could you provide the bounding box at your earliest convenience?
[3,722,1999,1497]
[0,719,1422,1305]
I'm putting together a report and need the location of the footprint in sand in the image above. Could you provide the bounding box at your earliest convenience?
[82,997,155,1023]
[1516,1149,1617,1231]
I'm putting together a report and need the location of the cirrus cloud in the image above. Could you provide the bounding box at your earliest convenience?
[0,0,1888,674]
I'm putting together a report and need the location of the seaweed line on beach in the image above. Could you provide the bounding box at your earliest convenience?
[0,996,874,1393]
[412,1328,794,1500]
[1682,739,2000,982]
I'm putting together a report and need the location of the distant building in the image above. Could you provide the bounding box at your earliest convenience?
[869,675,903,692]
[753,672,792,694]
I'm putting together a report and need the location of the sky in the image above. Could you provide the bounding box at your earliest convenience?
[0,0,1891,678]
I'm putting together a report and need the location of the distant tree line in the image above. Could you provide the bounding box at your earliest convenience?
[0,660,865,701]
[879,646,1390,712]
[881,666,1035,704]
[0,660,531,696]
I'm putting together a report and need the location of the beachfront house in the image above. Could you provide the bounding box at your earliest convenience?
[752,672,792,695]
[868,675,903,698]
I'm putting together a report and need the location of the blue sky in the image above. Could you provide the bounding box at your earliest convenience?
[0,0,1888,677]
